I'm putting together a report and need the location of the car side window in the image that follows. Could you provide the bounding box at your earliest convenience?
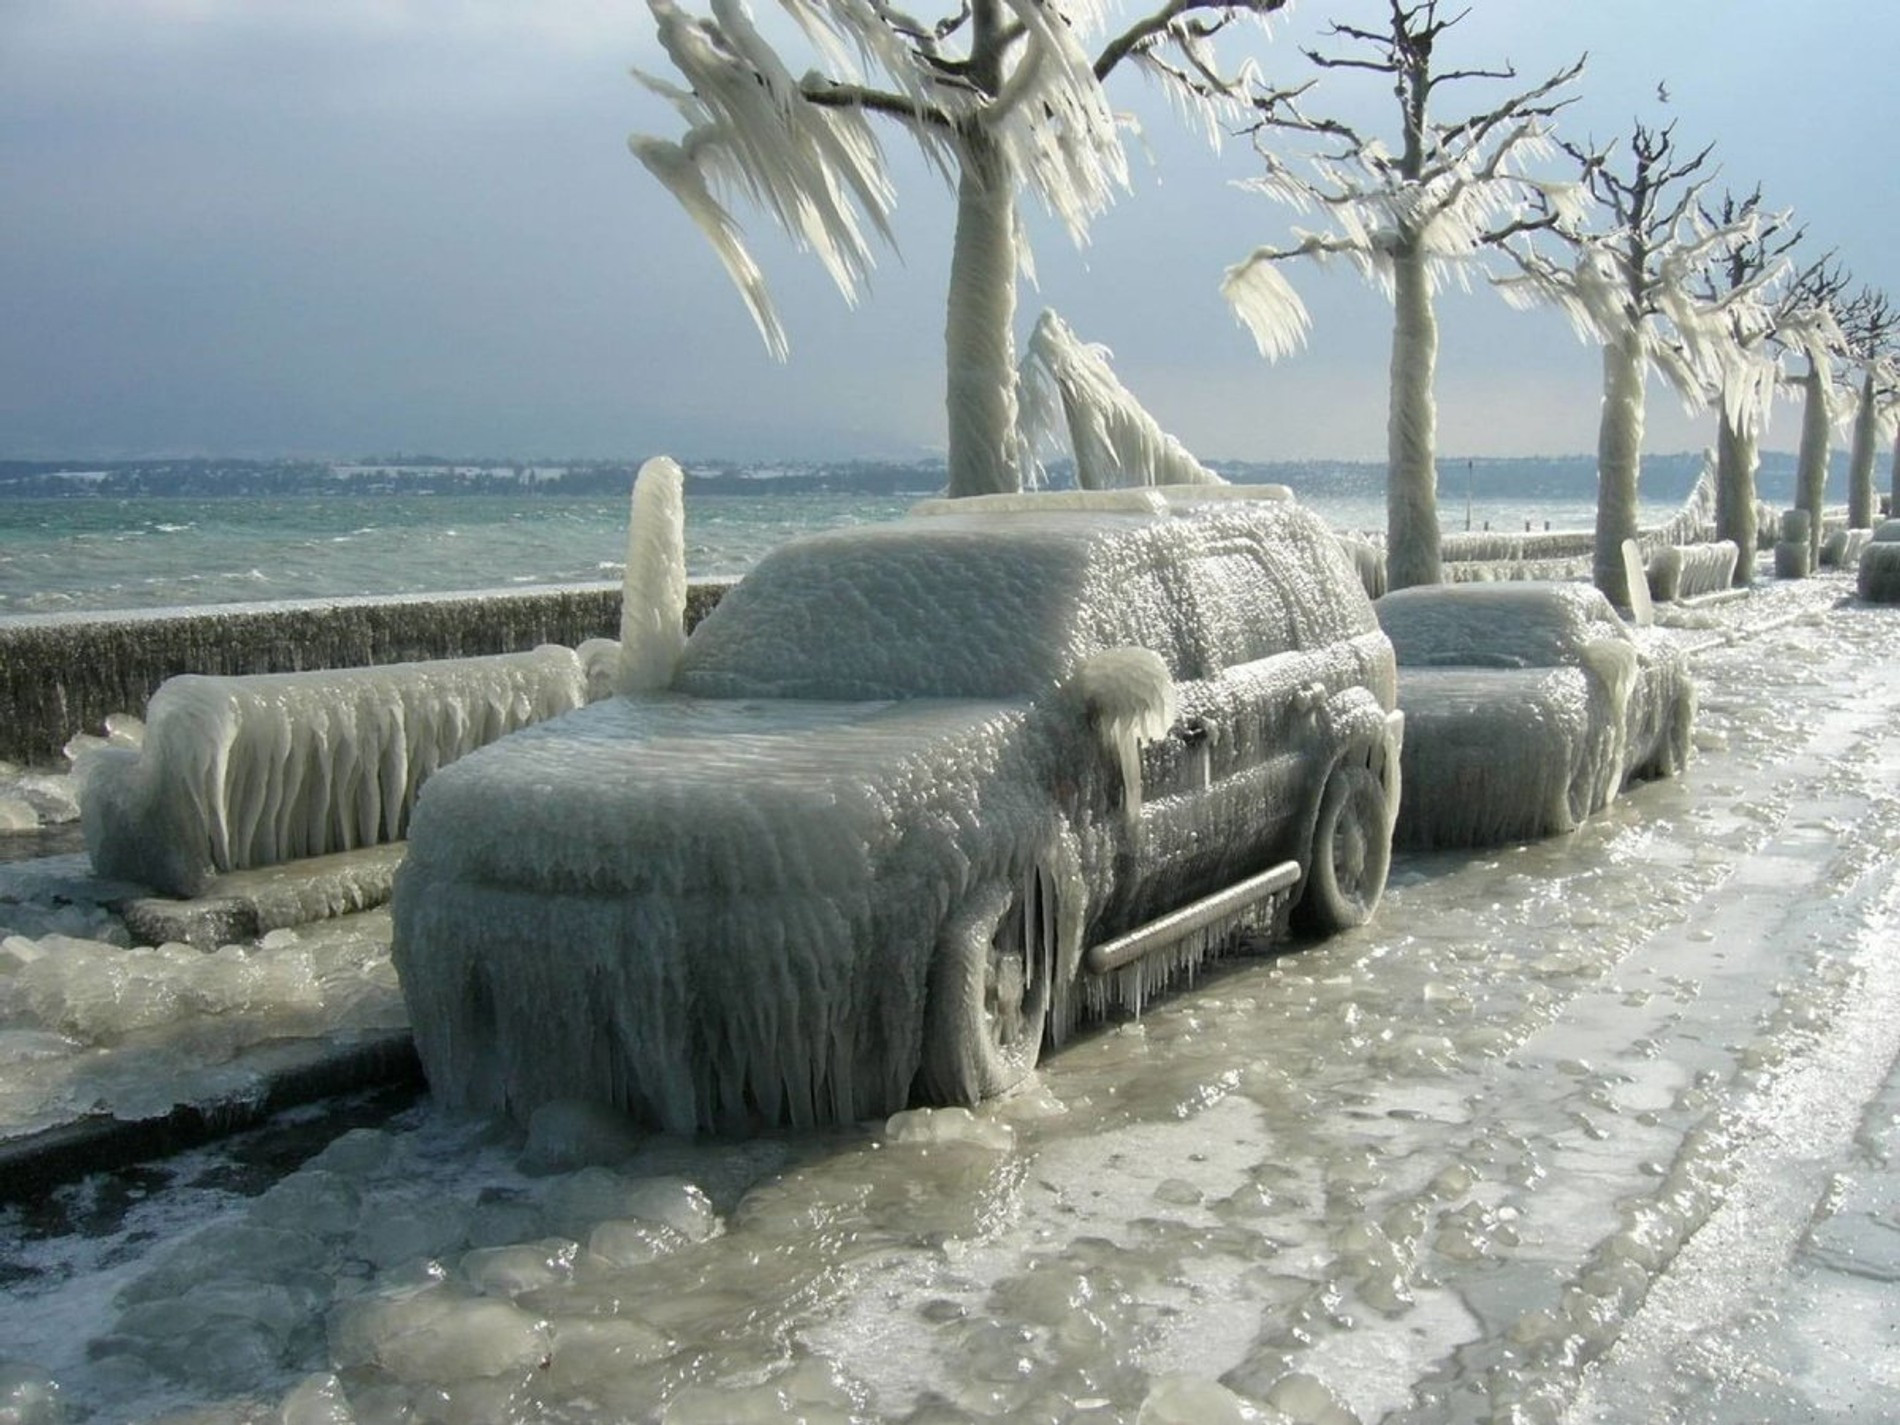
[1178,550,1297,671]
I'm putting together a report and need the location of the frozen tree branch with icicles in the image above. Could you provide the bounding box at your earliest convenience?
[1017,310,1225,489]
[1496,120,1752,610]
[631,0,1288,497]
[1220,0,1585,590]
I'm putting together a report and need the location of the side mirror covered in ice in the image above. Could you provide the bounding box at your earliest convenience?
[1071,647,1177,823]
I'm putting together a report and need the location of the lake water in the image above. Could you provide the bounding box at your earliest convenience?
[0,489,1683,617]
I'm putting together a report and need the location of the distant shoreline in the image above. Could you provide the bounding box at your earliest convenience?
[0,449,1840,504]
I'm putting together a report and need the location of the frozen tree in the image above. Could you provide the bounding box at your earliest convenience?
[1017,310,1224,488]
[1775,259,1852,563]
[1692,190,1802,585]
[1499,122,1748,610]
[1840,289,1896,530]
[1221,1,1583,590]
[632,0,1285,497]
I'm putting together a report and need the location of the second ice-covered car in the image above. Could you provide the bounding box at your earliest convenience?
[392,489,1402,1132]
[1375,581,1694,850]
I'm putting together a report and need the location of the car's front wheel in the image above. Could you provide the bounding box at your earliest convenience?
[919,874,1053,1106]
[1295,761,1392,936]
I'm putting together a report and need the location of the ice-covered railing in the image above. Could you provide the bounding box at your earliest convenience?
[1431,461,1725,588]
[82,645,607,898]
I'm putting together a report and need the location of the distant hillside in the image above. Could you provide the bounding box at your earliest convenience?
[0,450,1853,502]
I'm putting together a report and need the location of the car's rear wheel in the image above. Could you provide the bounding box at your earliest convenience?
[1295,761,1391,936]
[919,873,1053,1106]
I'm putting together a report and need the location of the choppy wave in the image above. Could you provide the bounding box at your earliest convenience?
[0,490,1664,617]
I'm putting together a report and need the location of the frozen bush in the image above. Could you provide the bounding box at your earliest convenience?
[1858,542,1900,603]
[83,645,598,897]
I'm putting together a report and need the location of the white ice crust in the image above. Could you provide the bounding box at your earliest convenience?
[83,647,599,897]
[393,495,1397,1132]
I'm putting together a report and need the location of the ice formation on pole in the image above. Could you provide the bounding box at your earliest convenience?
[616,456,689,695]
[84,648,597,898]
[392,491,1400,1132]
[1017,311,1223,491]
[630,0,1283,496]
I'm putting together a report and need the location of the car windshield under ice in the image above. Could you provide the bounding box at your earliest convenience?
[1380,585,1622,670]
[672,519,1131,701]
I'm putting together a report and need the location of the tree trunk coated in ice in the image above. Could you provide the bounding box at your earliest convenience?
[1386,247,1441,590]
[1794,356,1831,565]
[1848,369,1878,530]
[1891,426,1900,522]
[944,134,1020,498]
[1715,400,1759,586]
[1594,328,1645,609]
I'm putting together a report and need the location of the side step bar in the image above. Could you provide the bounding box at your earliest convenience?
[1084,860,1302,976]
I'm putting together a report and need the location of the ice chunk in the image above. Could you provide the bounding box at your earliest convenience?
[0,1362,62,1425]
[1137,1373,1254,1424]
[102,1280,316,1392]
[81,645,598,896]
[885,1105,1016,1151]
[520,1098,645,1175]
[250,1170,364,1236]
[353,1203,470,1271]
[278,1373,356,1425]
[460,1238,580,1297]
[542,1168,719,1243]
[586,1217,691,1268]
[329,1283,552,1383]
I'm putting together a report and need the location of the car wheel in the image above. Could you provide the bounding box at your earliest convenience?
[1295,762,1392,935]
[919,874,1053,1106]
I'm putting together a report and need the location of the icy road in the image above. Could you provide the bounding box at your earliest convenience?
[3,573,1898,1423]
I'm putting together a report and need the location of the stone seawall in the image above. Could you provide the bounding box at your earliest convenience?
[0,581,733,767]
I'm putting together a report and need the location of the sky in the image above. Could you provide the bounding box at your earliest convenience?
[2,0,1896,465]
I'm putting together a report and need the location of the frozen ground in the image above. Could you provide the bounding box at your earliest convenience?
[2,569,1898,1422]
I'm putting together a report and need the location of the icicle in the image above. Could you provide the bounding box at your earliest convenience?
[1220,256,1312,362]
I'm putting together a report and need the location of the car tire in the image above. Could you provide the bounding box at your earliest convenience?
[1295,761,1392,936]
[919,876,1052,1106]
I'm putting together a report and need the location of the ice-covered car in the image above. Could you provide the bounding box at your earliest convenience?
[1375,582,1694,850]
[392,488,1402,1133]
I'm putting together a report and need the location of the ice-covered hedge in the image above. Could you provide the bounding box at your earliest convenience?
[1857,523,1900,602]
[82,646,601,897]
[1646,542,1738,602]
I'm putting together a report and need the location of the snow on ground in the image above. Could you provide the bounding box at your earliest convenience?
[2,569,1898,1422]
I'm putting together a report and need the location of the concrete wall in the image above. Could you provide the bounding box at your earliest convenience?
[0,581,732,767]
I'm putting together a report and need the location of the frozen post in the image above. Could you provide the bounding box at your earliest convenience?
[616,456,688,696]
